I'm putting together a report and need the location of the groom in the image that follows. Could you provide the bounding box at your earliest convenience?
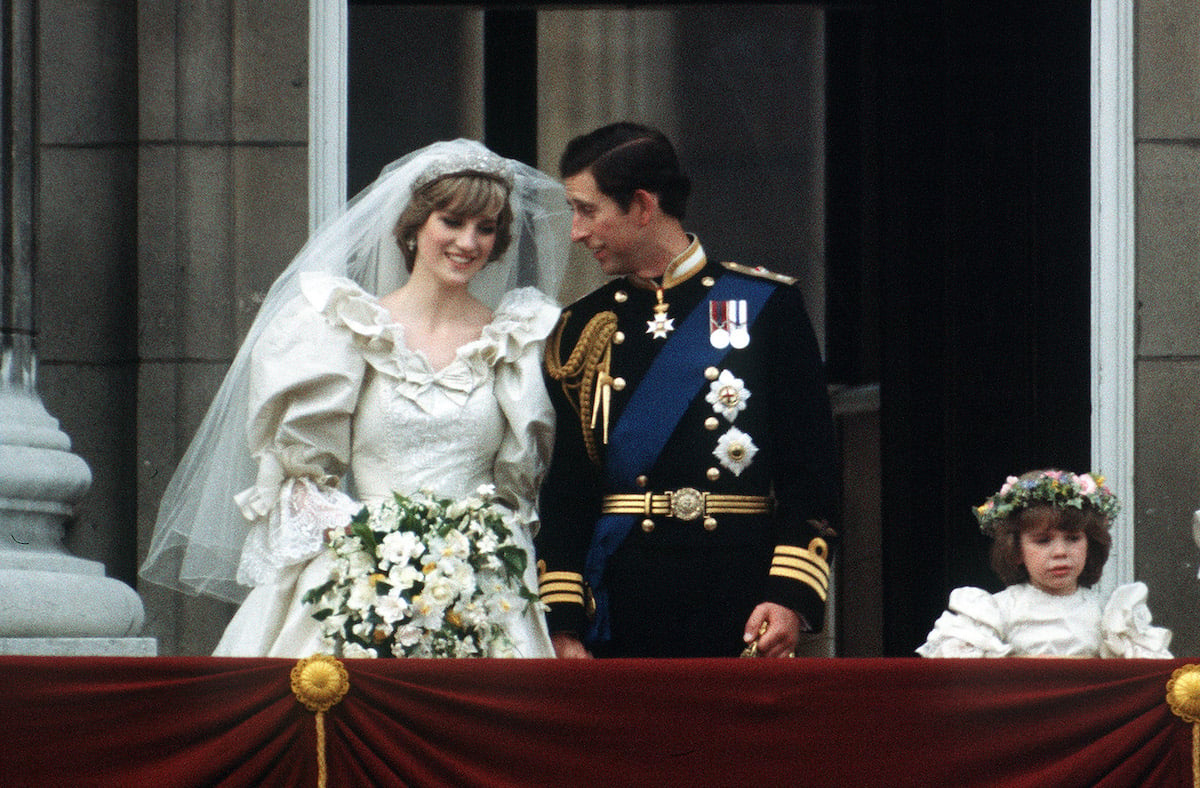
[536,122,840,658]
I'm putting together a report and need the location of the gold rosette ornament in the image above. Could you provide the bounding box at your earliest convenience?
[292,654,350,788]
[1166,664,1200,787]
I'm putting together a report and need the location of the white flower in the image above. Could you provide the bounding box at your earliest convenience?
[489,637,517,658]
[332,535,364,558]
[379,530,425,567]
[375,593,410,624]
[440,530,471,560]
[454,638,481,658]
[346,550,375,578]
[425,573,462,609]
[389,562,423,591]
[486,591,519,618]
[346,577,378,611]
[409,593,447,629]
[456,600,489,629]
[445,559,477,596]
[705,369,750,422]
[394,623,422,649]
[713,426,759,477]
[342,642,378,659]
[476,530,499,554]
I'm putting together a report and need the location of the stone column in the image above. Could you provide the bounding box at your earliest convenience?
[0,0,151,655]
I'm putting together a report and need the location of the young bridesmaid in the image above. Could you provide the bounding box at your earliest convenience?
[918,469,1172,658]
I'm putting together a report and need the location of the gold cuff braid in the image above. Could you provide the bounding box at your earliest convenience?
[770,539,831,601]
[538,569,586,607]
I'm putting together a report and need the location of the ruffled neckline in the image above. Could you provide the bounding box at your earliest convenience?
[297,271,559,401]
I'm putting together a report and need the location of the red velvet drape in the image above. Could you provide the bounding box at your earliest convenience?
[2,656,1192,787]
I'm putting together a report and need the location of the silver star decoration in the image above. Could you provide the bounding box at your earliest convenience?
[647,313,675,338]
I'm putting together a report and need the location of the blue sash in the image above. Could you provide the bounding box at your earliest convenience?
[584,273,775,644]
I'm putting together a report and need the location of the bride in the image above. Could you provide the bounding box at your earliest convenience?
[140,140,570,658]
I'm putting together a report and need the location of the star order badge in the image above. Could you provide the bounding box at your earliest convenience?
[647,286,674,339]
[647,309,674,339]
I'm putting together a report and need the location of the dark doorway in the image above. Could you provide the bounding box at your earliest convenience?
[825,3,1092,654]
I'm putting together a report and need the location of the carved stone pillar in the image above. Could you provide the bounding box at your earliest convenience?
[0,0,151,655]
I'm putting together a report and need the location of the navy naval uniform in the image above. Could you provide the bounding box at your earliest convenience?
[536,237,840,657]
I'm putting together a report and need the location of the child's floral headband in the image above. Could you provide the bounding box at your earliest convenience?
[974,470,1120,536]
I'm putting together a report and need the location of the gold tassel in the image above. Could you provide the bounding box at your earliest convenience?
[1166,664,1200,787]
[292,654,350,788]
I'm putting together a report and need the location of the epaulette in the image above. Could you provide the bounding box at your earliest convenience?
[720,260,798,286]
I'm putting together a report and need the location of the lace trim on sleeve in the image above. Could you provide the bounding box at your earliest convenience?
[235,477,361,587]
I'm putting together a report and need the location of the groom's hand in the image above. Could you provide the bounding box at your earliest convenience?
[551,632,594,659]
[742,602,801,658]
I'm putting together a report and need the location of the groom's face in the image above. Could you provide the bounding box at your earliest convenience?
[563,169,642,277]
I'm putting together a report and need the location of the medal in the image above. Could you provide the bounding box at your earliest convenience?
[729,299,750,349]
[646,286,674,339]
[710,299,749,349]
[709,300,730,348]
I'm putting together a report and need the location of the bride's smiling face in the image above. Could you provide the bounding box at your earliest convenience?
[412,210,498,286]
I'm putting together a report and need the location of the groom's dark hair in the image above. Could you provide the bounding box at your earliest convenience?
[559,121,691,220]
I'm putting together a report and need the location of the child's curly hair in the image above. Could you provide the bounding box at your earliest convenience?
[988,503,1112,587]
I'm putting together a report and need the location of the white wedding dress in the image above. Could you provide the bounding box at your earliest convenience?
[213,271,558,658]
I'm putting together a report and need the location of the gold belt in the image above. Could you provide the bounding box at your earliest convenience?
[601,488,773,522]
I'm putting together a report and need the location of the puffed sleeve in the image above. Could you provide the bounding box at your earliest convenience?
[1099,582,1174,658]
[916,587,1013,658]
[486,287,561,536]
[232,274,379,587]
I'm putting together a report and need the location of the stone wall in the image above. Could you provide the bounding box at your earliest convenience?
[35,1,138,600]
[134,1,309,654]
[30,2,307,654]
[1135,0,1200,657]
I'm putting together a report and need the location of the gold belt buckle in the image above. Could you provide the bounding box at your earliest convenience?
[669,488,705,521]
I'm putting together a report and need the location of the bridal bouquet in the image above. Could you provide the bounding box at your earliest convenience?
[302,485,539,658]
